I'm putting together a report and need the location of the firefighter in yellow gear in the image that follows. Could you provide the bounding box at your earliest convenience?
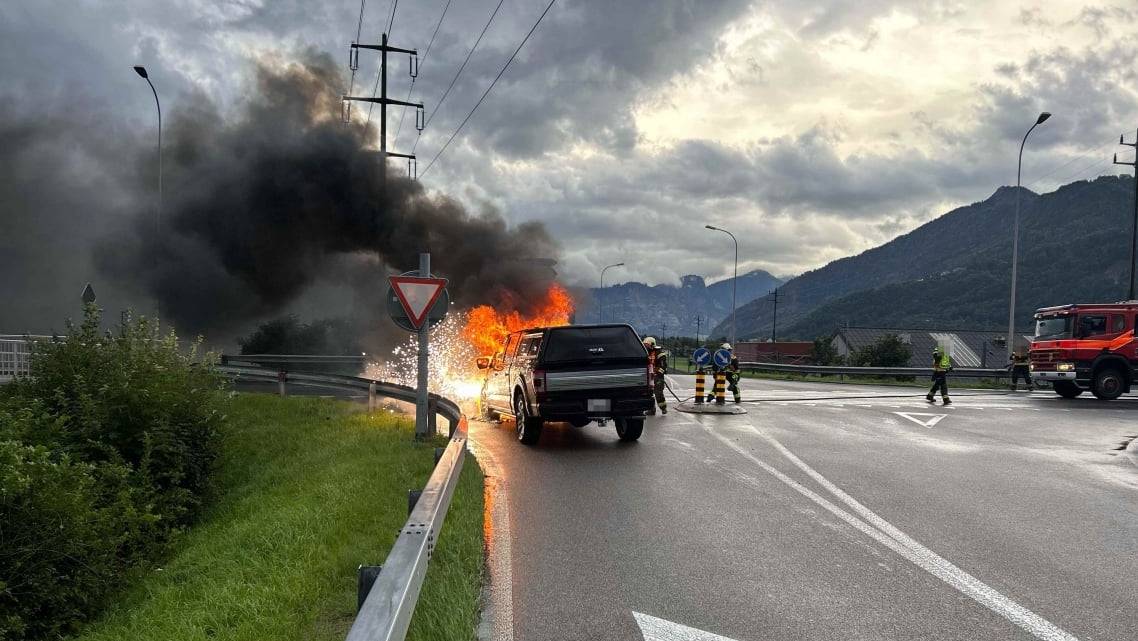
[1009,350,1034,391]
[705,343,742,403]
[643,337,668,414]
[926,346,953,405]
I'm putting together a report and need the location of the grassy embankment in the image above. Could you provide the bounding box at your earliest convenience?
[72,394,484,641]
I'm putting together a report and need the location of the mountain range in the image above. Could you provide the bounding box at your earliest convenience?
[707,175,1136,341]
[576,270,784,338]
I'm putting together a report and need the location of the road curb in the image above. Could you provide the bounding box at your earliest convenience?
[469,431,513,641]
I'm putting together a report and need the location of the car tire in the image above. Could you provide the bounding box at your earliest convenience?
[514,393,543,445]
[1091,367,1125,401]
[615,418,644,442]
[1053,381,1083,399]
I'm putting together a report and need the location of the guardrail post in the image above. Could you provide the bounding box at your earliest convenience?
[277,370,287,397]
[357,565,382,612]
[408,489,422,514]
[434,447,444,465]
[368,381,377,412]
[427,398,437,436]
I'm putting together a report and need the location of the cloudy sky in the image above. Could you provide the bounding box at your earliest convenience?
[3,0,1137,298]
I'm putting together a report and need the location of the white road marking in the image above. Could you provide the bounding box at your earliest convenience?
[894,412,947,429]
[468,435,514,641]
[633,612,742,641]
[675,413,1080,641]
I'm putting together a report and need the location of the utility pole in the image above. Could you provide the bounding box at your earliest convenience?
[767,288,783,362]
[1114,130,1138,301]
[695,315,701,345]
[344,33,425,178]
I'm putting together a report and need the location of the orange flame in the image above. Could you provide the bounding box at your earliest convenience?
[462,283,575,356]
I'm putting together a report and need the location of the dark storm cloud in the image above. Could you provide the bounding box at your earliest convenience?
[406,0,754,159]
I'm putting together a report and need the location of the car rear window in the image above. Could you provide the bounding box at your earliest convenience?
[542,326,645,364]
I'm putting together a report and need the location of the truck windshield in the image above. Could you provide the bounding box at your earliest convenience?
[1034,316,1072,340]
[542,326,645,364]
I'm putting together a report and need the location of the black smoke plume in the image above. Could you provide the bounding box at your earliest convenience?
[95,51,559,338]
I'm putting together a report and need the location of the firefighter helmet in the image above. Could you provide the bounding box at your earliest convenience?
[721,343,732,351]
[643,336,657,347]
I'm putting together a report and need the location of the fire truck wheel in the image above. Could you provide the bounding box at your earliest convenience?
[1091,367,1125,401]
[615,418,644,442]
[515,393,543,445]
[1052,381,1083,398]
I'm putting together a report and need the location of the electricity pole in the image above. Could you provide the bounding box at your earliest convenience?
[767,288,783,362]
[1114,130,1138,301]
[344,33,425,178]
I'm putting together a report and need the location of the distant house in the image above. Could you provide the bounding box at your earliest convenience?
[735,341,813,364]
[830,327,1032,368]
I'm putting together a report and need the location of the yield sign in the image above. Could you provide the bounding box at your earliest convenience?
[894,412,946,429]
[388,275,448,329]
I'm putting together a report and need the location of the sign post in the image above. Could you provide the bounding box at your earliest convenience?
[386,255,448,440]
[415,253,430,439]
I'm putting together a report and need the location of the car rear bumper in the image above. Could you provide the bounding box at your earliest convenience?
[536,395,653,420]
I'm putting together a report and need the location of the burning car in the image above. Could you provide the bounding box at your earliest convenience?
[476,324,654,445]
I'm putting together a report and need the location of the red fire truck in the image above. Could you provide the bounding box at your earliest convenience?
[1029,302,1138,400]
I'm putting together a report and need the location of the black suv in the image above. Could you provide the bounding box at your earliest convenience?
[476,324,654,445]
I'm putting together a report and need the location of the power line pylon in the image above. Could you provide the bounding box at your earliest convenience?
[1114,130,1138,300]
[343,33,426,178]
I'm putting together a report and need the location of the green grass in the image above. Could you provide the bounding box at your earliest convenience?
[71,394,484,641]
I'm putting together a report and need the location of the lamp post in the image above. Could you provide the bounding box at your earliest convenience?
[133,66,162,235]
[705,225,738,346]
[599,262,624,323]
[1007,111,1051,360]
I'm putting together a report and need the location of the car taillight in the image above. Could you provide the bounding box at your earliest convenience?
[533,370,546,396]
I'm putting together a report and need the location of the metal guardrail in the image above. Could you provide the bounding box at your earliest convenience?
[738,361,1010,379]
[218,365,468,640]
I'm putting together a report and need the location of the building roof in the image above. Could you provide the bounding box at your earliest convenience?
[832,326,1032,367]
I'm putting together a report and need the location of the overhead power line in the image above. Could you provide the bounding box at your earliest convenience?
[1026,139,1116,191]
[394,0,452,148]
[365,0,402,128]
[413,0,506,153]
[345,0,369,121]
[420,0,559,177]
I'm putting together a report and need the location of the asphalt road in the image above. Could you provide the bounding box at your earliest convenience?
[469,375,1138,641]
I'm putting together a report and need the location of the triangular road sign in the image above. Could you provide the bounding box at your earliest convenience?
[633,611,741,641]
[388,275,448,329]
[894,412,946,429]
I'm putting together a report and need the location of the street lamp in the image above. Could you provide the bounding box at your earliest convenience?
[705,225,738,346]
[599,262,625,323]
[1007,111,1051,360]
[133,66,162,235]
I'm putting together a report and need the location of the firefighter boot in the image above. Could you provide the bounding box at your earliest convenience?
[942,397,952,405]
[660,403,668,415]
[926,394,935,403]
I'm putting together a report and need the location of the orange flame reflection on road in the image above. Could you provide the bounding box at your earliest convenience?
[462,284,574,356]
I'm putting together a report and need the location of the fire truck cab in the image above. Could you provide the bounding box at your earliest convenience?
[1029,302,1138,400]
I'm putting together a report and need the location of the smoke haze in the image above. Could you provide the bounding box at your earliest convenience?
[2,50,561,344]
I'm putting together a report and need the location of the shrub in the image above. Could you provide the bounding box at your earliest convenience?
[850,334,912,367]
[811,336,842,365]
[0,305,226,638]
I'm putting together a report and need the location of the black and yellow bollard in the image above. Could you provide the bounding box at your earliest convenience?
[714,371,726,405]
[694,369,705,404]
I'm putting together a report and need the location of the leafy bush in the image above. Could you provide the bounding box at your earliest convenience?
[810,336,842,365]
[0,305,226,639]
[849,334,912,367]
